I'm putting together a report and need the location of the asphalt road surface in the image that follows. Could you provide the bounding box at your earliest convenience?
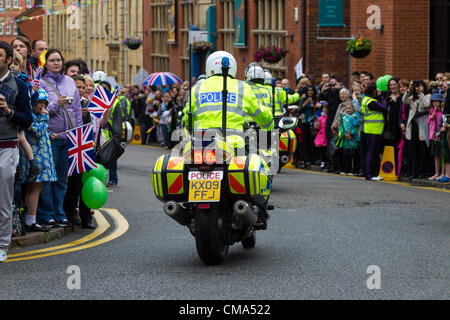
[2,144,449,300]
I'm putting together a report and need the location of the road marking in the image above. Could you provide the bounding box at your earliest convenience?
[285,167,450,194]
[7,211,109,258]
[136,144,166,151]
[5,208,129,263]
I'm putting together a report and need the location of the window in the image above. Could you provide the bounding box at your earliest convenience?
[150,0,169,71]
[26,0,32,7]
[218,0,235,53]
[5,0,10,8]
[13,22,18,35]
[181,0,195,80]
[13,0,18,8]
[253,0,286,78]
[0,25,3,35]
[6,23,11,35]
[0,1,3,8]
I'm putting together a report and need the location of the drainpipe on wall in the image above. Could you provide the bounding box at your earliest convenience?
[124,0,128,85]
[300,0,307,74]
[86,4,90,71]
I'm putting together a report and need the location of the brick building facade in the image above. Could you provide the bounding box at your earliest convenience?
[0,0,36,43]
[143,0,449,86]
[16,1,43,43]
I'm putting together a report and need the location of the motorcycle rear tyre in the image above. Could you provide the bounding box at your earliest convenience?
[241,233,256,249]
[195,208,229,265]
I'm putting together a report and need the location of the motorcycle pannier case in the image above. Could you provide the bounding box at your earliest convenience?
[152,155,188,202]
[227,154,271,205]
[279,129,297,153]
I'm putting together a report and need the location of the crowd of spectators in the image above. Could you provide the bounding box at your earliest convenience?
[0,36,130,262]
[287,70,450,182]
[123,80,192,149]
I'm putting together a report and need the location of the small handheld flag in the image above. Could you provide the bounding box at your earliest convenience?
[87,85,118,119]
[31,67,43,87]
[67,124,97,176]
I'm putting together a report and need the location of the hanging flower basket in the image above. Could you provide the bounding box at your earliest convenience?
[122,38,142,50]
[346,37,372,59]
[253,45,288,64]
[192,41,213,55]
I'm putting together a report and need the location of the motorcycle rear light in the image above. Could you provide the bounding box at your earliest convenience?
[193,150,203,164]
[198,204,210,209]
[204,149,216,164]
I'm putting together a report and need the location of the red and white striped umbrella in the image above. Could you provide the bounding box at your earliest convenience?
[141,72,183,86]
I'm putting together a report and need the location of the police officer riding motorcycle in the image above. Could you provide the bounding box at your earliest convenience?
[151,51,275,265]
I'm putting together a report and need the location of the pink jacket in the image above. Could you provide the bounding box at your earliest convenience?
[314,114,328,147]
[428,107,443,142]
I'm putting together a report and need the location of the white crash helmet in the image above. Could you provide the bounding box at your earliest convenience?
[205,51,237,79]
[92,70,108,84]
[121,121,133,146]
[197,74,206,83]
[264,69,273,85]
[245,64,265,82]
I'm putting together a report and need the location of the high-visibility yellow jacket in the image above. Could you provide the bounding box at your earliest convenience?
[361,96,384,135]
[182,76,274,131]
[254,83,273,110]
[263,85,300,116]
[104,95,128,140]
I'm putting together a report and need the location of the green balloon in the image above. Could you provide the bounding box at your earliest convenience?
[82,164,108,185]
[82,176,108,209]
[82,170,92,184]
[383,75,393,90]
[376,76,385,91]
[90,164,108,185]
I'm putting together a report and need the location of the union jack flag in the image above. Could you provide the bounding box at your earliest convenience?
[67,124,97,176]
[31,67,43,87]
[87,85,119,119]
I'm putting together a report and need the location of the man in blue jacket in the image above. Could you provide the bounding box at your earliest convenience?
[0,41,33,263]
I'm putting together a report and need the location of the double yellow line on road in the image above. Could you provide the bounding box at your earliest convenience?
[6,208,129,263]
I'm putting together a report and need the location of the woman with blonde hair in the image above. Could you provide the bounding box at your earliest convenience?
[82,74,109,146]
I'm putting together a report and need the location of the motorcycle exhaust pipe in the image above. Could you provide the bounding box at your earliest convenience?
[280,155,290,164]
[233,200,258,226]
[164,201,189,226]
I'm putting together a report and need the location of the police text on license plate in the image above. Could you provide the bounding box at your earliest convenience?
[188,171,223,202]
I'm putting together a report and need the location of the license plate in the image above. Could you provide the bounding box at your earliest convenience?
[188,171,223,202]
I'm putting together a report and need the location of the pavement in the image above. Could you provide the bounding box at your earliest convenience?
[10,224,83,250]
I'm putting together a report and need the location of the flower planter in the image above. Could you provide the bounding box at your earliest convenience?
[254,45,288,65]
[126,42,142,50]
[260,58,285,69]
[263,56,282,64]
[194,48,210,55]
[350,49,371,59]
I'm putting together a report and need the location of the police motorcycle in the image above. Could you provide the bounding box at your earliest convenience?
[120,120,133,148]
[151,56,273,265]
[243,65,298,175]
[266,74,298,173]
[275,115,298,172]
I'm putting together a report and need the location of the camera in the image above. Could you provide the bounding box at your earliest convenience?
[67,97,74,105]
[443,114,450,127]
